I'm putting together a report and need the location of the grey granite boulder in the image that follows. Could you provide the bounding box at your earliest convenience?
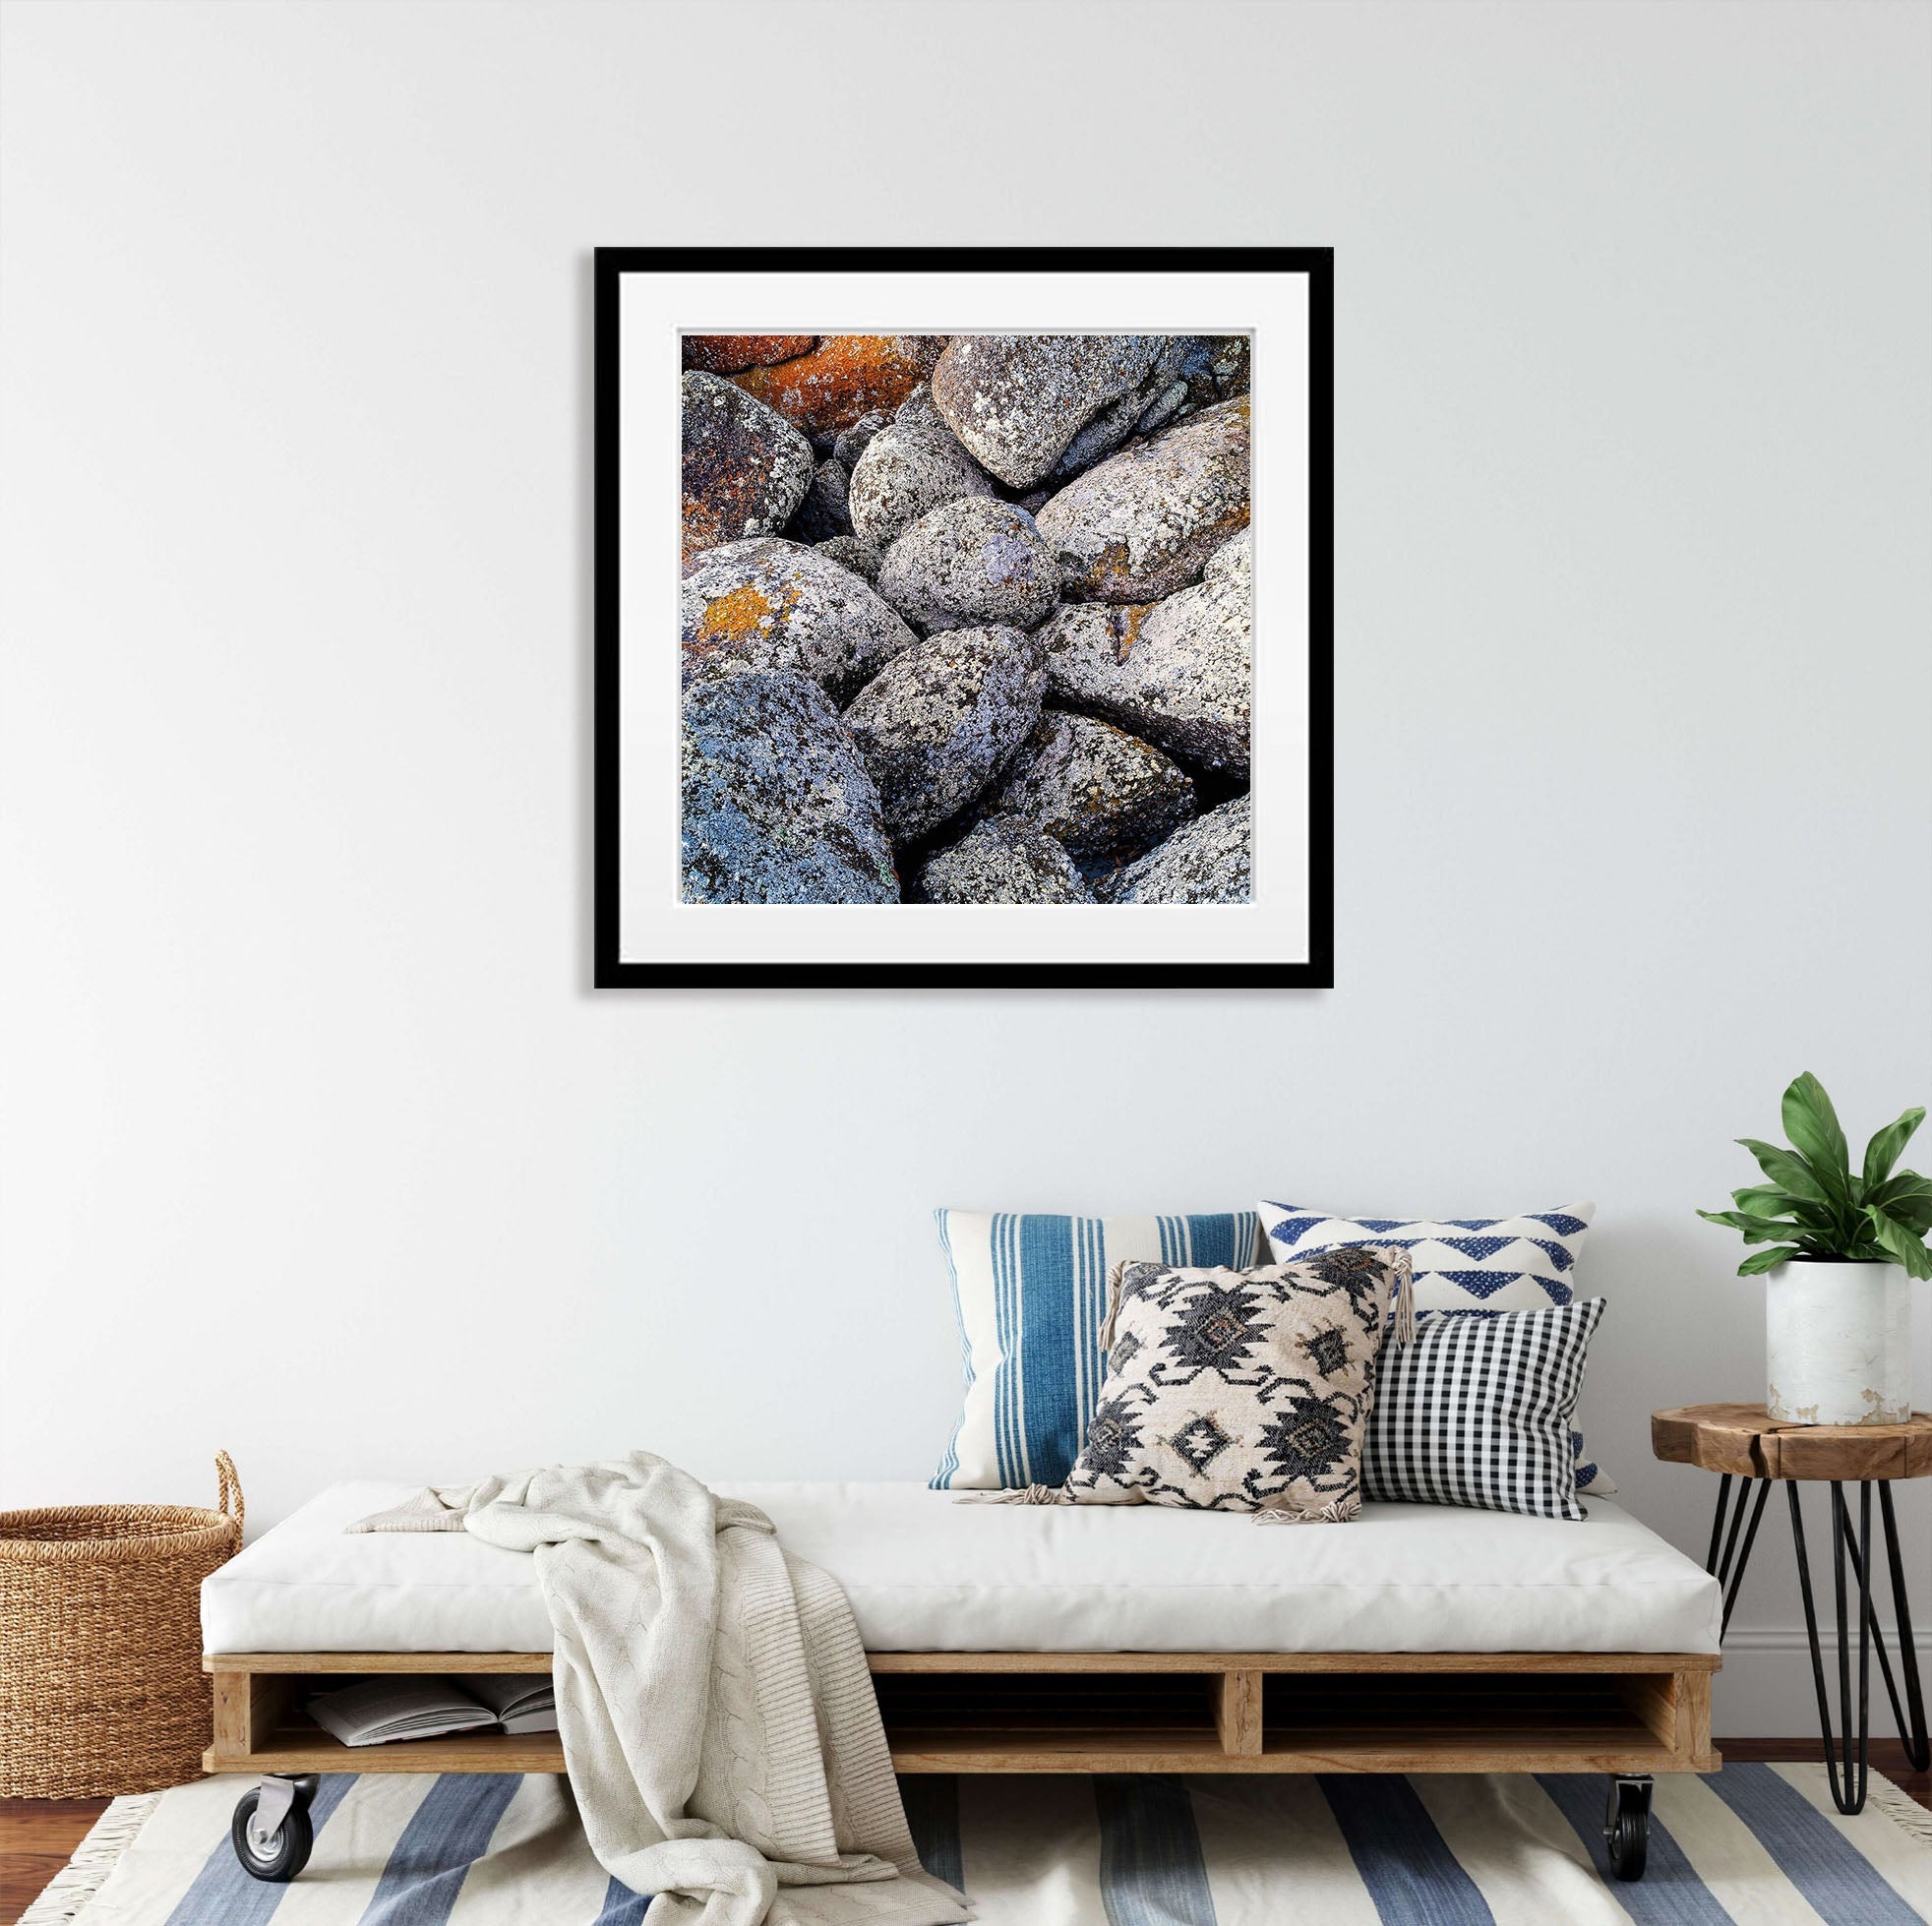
[1127,335,1251,434]
[1189,336,1251,413]
[893,383,945,431]
[681,669,898,904]
[1102,794,1250,904]
[1040,529,1250,776]
[814,535,883,583]
[1036,396,1249,603]
[917,815,1094,905]
[681,372,815,566]
[875,498,1060,635]
[847,387,999,550]
[787,458,852,543]
[680,538,917,704]
[832,409,889,469]
[978,710,1195,867]
[1040,336,1200,484]
[843,626,1047,843]
[930,335,1164,487]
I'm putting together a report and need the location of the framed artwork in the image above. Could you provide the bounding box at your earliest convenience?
[594,247,1332,987]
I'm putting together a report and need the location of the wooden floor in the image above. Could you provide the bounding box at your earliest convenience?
[3,1743,1927,1925]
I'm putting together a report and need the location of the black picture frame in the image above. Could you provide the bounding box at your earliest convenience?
[594,246,1333,988]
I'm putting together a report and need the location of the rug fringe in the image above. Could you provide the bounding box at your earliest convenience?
[17,1790,164,1925]
[1863,1774,1932,1848]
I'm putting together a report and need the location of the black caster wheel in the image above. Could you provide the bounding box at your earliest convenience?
[1604,1775,1653,1883]
[231,1781,316,1882]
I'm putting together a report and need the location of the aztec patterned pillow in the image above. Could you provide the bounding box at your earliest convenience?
[1363,1298,1607,1522]
[930,1209,1263,1490]
[1257,1198,1614,1494]
[1056,1247,1414,1520]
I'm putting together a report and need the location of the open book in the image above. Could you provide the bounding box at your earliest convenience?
[307,1674,559,1747]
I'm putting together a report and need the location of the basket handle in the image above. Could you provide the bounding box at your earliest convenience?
[214,1450,244,1535]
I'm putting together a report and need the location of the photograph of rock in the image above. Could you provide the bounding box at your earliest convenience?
[596,247,1332,988]
[679,334,1253,907]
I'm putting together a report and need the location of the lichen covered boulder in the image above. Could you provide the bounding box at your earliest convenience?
[843,626,1047,844]
[682,373,815,565]
[930,335,1164,487]
[832,410,889,469]
[683,335,816,375]
[1102,794,1250,904]
[978,710,1195,867]
[917,815,1094,905]
[681,669,898,904]
[681,538,917,703]
[1040,529,1250,776]
[1035,396,1249,602]
[814,535,883,583]
[847,389,999,550]
[875,497,1059,635]
[729,335,946,437]
[1040,335,1202,483]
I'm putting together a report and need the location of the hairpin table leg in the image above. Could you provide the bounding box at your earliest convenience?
[1703,1472,1771,1636]
[1790,1480,1876,1814]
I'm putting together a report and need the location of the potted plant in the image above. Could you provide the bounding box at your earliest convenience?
[1699,1072,1931,1426]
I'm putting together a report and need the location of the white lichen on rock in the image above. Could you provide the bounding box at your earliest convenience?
[1039,529,1249,775]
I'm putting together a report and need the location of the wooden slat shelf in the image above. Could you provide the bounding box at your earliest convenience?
[227,1726,568,1775]
[204,1648,1720,1777]
[888,1739,1702,1775]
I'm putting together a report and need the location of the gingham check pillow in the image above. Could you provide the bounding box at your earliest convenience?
[1363,1298,1607,1521]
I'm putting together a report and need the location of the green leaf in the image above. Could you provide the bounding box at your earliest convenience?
[1865,1206,1932,1281]
[1738,1244,1801,1275]
[1782,1074,1851,1199]
[1868,1174,1932,1234]
[1863,1108,1926,1189]
[1737,1138,1832,1204]
[1699,1209,1837,1244]
[1731,1185,1835,1227]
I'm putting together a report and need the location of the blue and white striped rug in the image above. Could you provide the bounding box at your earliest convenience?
[24,1766,1932,1924]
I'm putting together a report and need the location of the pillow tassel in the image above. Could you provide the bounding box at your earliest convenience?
[1255,1494,1358,1526]
[953,1484,1073,1506]
[1390,1255,1416,1347]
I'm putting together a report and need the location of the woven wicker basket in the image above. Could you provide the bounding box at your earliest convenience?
[0,1452,242,1796]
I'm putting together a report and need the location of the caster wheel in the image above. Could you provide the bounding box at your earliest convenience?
[231,1787,315,1882]
[1604,1776,1652,1883]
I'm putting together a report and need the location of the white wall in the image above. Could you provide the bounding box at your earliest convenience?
[3,0,1927,1735]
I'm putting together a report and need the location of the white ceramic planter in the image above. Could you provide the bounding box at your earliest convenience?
[1766,1260,1912,1425]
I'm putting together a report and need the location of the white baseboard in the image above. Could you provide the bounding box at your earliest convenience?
[1714,1626,1932,1738]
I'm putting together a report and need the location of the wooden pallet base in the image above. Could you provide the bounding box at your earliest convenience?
[204,1649,1720,1777]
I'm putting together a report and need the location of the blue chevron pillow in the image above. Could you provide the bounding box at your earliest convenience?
[1258,1198,1613,1494]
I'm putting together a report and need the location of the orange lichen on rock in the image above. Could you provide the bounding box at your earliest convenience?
[695,581,777,645]
[730,335,946,436]
[683,335,817,375]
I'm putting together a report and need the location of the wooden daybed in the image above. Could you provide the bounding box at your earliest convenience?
[202,1480,1723,1883]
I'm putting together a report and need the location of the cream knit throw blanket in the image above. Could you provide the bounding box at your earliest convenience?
[351,1455,968,1926]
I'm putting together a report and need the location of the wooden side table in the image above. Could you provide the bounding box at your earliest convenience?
[1653,1403,1932,1813]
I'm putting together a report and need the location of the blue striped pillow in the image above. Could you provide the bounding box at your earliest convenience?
[931,1209,1263,1490]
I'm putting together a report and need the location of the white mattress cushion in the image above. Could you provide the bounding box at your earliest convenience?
[201,1479,1721,1656]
